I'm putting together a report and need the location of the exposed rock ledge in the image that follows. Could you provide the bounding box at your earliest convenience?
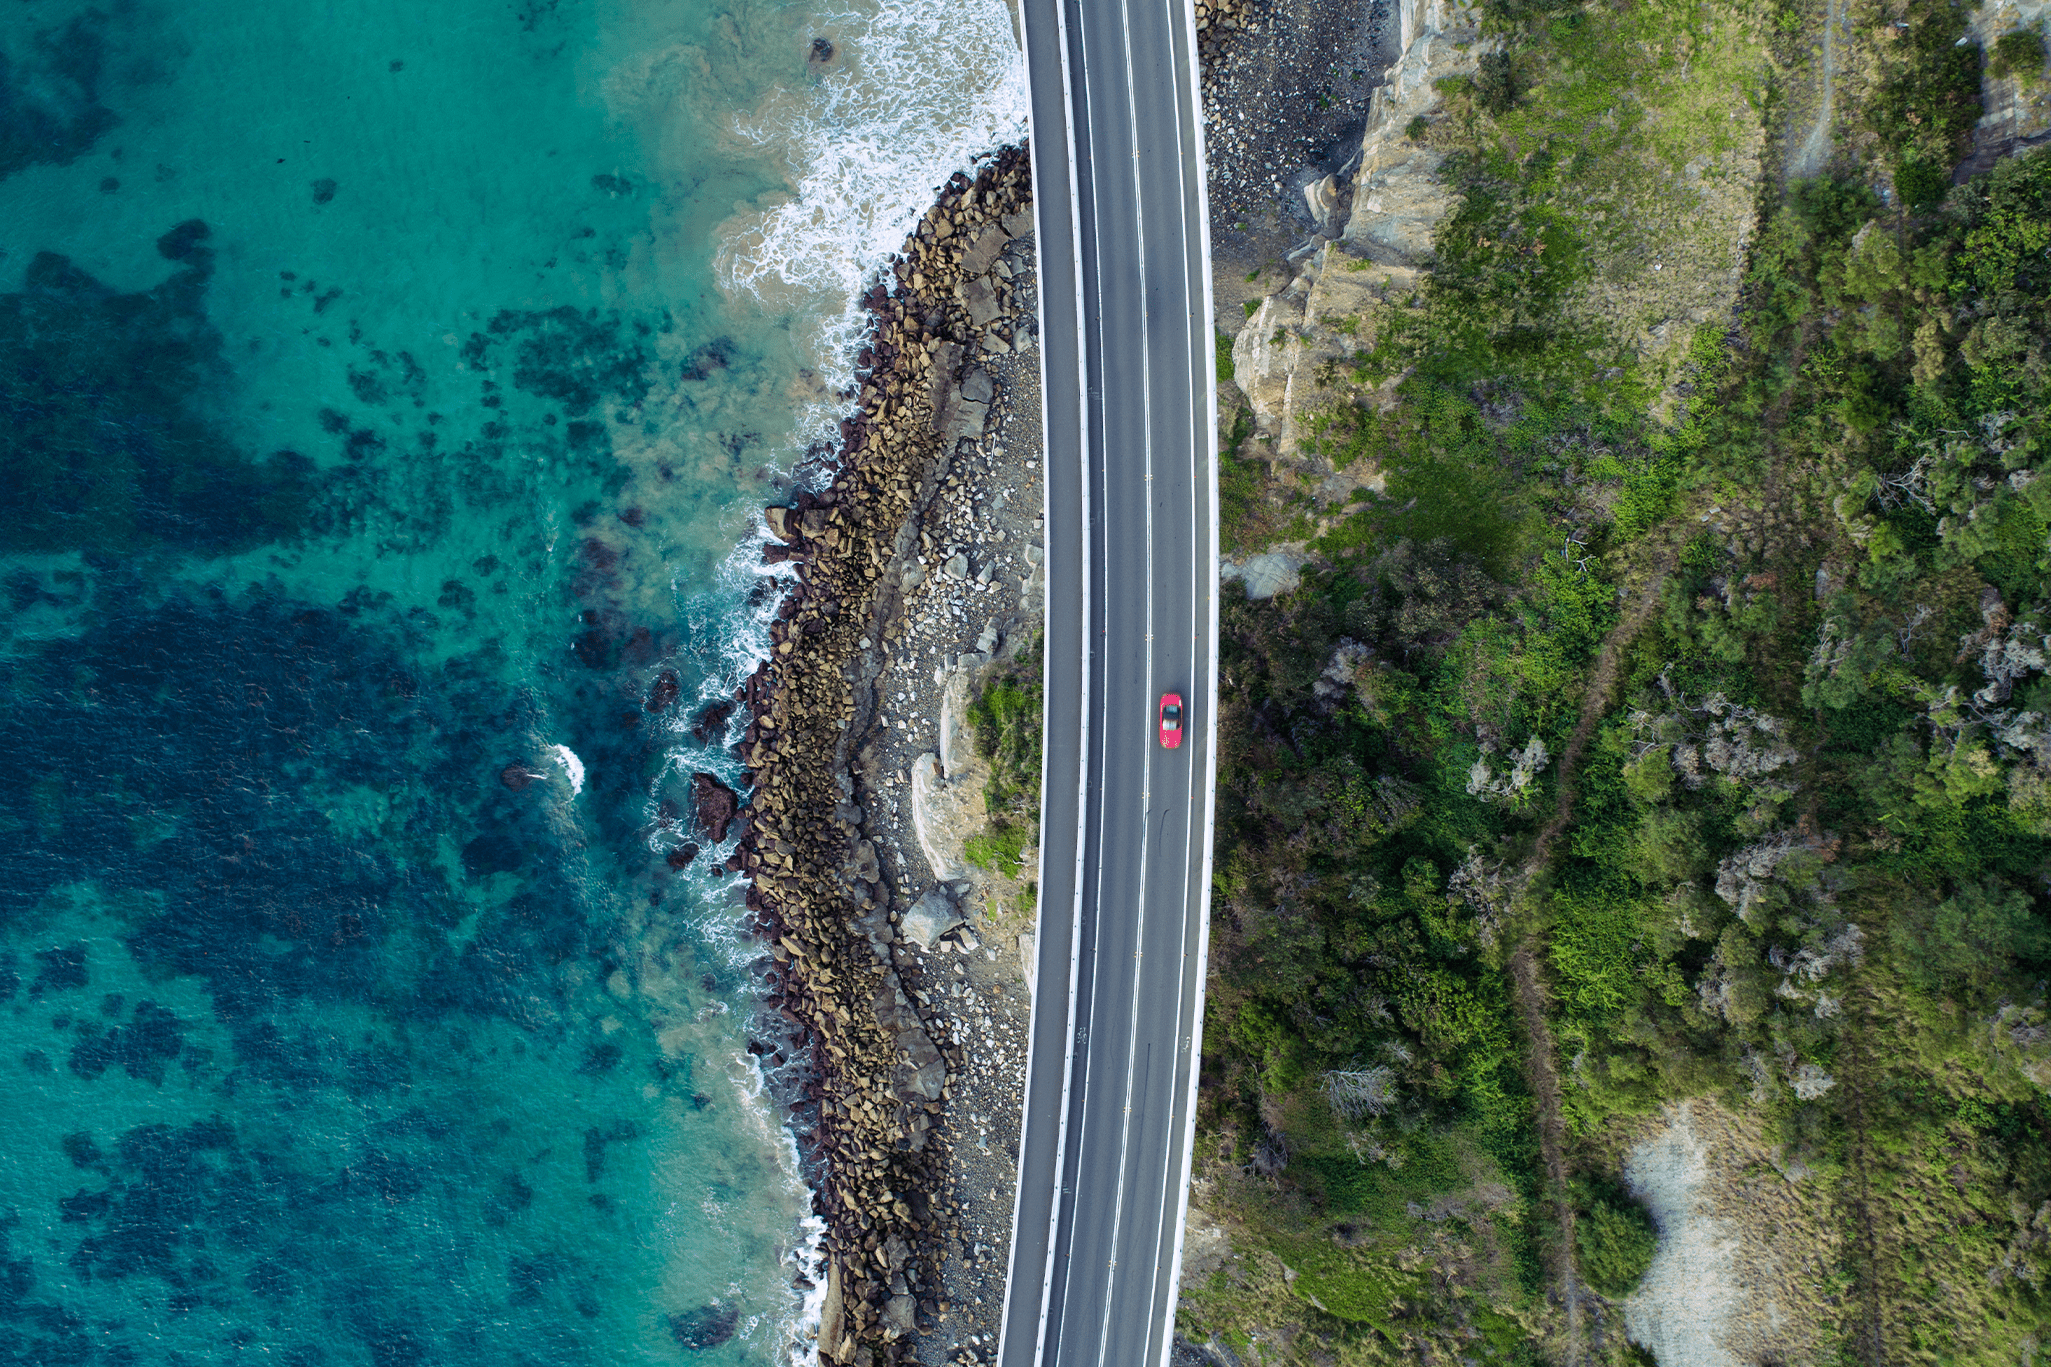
[1232,0,1476,465]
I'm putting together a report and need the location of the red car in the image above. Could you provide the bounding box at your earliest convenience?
[1158,693,1184,749]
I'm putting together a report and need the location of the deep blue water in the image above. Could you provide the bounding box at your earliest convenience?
[0,0,1024,1363]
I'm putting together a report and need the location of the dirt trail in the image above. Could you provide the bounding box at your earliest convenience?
[1533,563,1673,863]
[1791,0,1843,179]
[1509,563,1673,1362]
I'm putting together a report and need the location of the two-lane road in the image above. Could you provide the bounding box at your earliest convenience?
[1000,0,1218,1361]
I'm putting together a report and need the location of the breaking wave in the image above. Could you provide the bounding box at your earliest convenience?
[716,0,1028,403]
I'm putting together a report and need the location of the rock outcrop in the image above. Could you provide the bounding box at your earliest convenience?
[1339,0,1476,266]
[910,751,983,882]
[1231,0,1474,466]
[1964,0,2051,177]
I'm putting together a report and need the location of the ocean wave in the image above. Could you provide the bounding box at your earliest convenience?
[715,0,1028,417]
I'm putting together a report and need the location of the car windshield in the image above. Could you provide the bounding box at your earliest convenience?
[1163,705,1181,725]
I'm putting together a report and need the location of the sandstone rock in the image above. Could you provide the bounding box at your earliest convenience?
[938,669,976,778]
[1303,172,1342,234]
[960,226,1006,275]
[1221,550,1309,601]
[942,554,969,581]
[902,888,964,950]
[909,753,974,880]
[881,1294,916,1337]
[1340,0,1476,261]
[764,505,795,541]
[975,623,999,654]
[821,1260,846,1360]
[1234,240,1414,463]
[963,278,1001,330]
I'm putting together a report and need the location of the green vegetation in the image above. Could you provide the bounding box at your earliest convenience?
[1573,1179,1656,1298]
[964,821,1032,877]
[1190,2,2051,1362]
[1991,29,2048,86]
[966,636,1042,880]
[969,634,1041,814]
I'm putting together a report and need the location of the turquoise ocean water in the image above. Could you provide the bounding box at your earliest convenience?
[0,1,1023,1363]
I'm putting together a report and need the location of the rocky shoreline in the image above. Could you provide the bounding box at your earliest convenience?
[724,147,1042,1367]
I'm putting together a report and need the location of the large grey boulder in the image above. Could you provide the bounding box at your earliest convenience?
[901,888,964,950]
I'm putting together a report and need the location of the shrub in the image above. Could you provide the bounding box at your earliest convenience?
[964,820,1031,877]
[969,640,1043,816]
[1991,29,2048,85]
[1476,52,1521,115]
[1576,1191,1658,1298]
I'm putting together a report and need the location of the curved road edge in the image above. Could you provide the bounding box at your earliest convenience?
[1157,0,1222,1346]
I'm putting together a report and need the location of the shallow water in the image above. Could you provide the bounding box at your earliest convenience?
[0,0,1023,1363]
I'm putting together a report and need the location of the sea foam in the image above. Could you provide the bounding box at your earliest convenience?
[693,3,1029,1359]
[716,0,1029,417]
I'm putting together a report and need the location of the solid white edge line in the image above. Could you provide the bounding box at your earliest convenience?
[1093,0,1154,1353]
[1137,0,1204,1356]
[994,0,1094,1359]
[1153,0,1221,1356]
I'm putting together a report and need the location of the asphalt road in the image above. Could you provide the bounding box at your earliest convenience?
[998,0,1218,1361]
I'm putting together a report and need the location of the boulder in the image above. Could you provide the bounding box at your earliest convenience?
[688,698,734,742]
[935,388,988,444]
[938,670,976,778]
[882,1294,917,1337]
[691,772,740,842]
[645,669,681,714]
[960,226,1006,275]
[901,888,963,950]
[500,764,542,792]
[848,838,881,885]
[764,506,795,541]
[960,368,995,404]
[963,279,1001,330]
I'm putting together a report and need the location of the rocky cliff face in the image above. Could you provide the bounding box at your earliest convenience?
[1967,0,2051,174]
[1230,0,1475,469]
[1341,0,1478,265]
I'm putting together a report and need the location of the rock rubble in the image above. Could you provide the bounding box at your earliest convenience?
[728,146,1040,1367]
